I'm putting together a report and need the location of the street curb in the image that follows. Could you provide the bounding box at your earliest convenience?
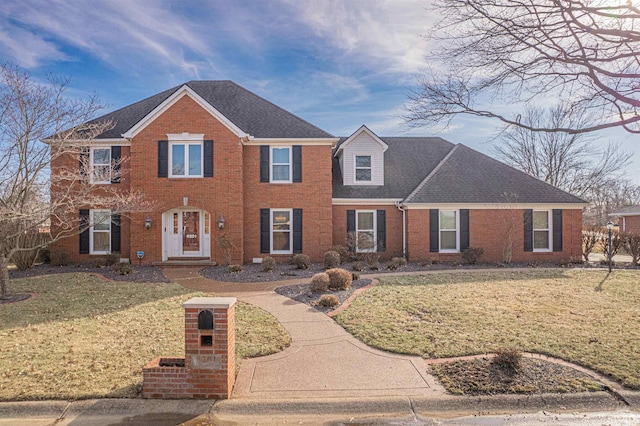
[0,400,68,418]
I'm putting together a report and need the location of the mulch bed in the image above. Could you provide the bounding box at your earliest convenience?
[274,279,373,314]
[8,264,171,283]
[430,357,604,395]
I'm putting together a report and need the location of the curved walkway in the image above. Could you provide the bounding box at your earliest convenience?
[162,268,441,399]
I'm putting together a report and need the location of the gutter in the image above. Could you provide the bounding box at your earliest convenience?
[395,201,407,258]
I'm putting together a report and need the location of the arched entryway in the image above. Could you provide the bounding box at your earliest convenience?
[162,208,211,260]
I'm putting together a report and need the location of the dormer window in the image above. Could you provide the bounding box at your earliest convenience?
[355,155,372,182]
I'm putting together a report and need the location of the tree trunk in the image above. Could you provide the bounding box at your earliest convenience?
[0,254,9,300]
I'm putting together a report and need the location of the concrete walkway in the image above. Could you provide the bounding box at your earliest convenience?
[161,268,441,399]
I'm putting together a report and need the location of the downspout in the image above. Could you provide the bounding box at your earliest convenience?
[395,201,407,259]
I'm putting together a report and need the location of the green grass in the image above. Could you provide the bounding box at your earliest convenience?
[0,273,290,401]
[334,269,640,389]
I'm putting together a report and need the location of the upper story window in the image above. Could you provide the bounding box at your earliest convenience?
[91,148,111,184]
[533,210,551,251]
[271,147,291,183]
[90,209,111,254]
[439,210,458,252]
[355,155,372,182]
[170,142,202,177]
[356,210,376,252]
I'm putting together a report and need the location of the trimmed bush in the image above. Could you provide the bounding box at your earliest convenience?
[492,347,522,374]
[326,268,352,291]
[50,251,69,267]
[331,245,352,263]
[292,254,310,270]
[352,261,364,271]
[387,257,407,270]
[317,294,339,308]
[324,250,341,269]
[228,264,243,273]
[262,256,276,272]
[117,263,132,275]
[309,273,330,293]
[462,247,484,265]
[105,252,120,266]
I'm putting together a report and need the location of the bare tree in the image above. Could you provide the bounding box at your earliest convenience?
[493,105,631,198]
[585,178,640,224]
[0,63,151,300]
[404,0,640,134]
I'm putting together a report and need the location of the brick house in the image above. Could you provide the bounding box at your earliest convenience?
[609,206,640,234]
[50,81,586,265]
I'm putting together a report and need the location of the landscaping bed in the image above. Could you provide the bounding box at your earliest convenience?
[274,279,372,314]
[9,263,170,283]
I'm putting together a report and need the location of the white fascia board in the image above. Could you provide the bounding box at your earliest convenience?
[244,137,339,146]
[43,138,130,146]
[334,125,389,157]
[609,211,640,217]
[122,85,248,139]
[332,198,403,206]
[405,203,588,210]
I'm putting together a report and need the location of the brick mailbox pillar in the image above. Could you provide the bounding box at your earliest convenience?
[143,297,236,399]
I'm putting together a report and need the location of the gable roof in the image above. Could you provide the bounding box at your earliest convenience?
[334,125,389,157]
[609,205,640,216]
[91,81,334,140]
[333,137,587,205]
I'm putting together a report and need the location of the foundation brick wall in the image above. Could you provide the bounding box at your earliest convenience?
[142,297,236,399]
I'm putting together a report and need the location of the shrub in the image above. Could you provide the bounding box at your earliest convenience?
[117,263,132,275]
[582,225,600,263]
[228,264,243,273]
[387,257,407,270]
[351,272,360,281]
[217,233,235,265]
[492,347,522,374]
[352,261,364,271]
[292,254,310,270]
[368,259,380,271]
[50,250,70,266]
[261,256,276,272]
[421,258,433,266]
[324,250,341,269]
[461,247,484,265]
[621,232,640,265]
[326,268,352,291]
[105,252,120,266]
[317,294,339,308]
[331,245,352,263]
[12,248,40,271]
[37,246,51,264]
[309,273,330,293]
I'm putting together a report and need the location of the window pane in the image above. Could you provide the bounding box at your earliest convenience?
[93,211,110,231]
[272,232,291,251]
[272,211,290,231]
[272,165,290,181]
[357,212,374,230]
[533,211,548,229]
[534,230,549,249]
[440,210,456,230]
[356,169,371,181]
[93,165,110,182]
[93,148,110,165]
[188,144,201,176]
[272,147,290,163]
[441,230,457,250]
[356,156,371,167]
[358,231,375,250]
[93,232,110,252]
[172,144,185,175]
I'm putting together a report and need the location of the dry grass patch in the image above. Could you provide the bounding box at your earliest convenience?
[334,269,640,389]
[0,273,290,401]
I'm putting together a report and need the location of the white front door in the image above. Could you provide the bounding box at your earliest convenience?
[163,209,211,259]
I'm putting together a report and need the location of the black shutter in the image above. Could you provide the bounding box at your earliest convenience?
[260,146,269,182]
[347,210,355,232]
[158,140,168,178]
[524,209,533,252]
[377,210,386,252]
[203,140,214,177]
[111,213,121,252]
[79,147,90,180]
[430,209,439,253]
[292,145,302,182]
[553,209,563,252]
[293,208,303,253]
[111,146,121,183]
[79,209,90,254]
[260,209,270,253]
[460,209,470,251]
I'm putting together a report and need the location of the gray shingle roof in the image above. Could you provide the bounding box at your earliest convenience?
[609,205,640,216]
[92,81,334,139]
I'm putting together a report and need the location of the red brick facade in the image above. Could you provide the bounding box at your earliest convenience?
[621,215,640,234]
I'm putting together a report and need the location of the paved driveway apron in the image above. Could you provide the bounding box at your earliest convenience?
[162,268,441,399]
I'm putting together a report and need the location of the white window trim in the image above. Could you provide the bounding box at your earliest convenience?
[439,209,459,253]
[89,209,111,255]
[533,210,553,252]
[270,208,293,254]
[356,210,377,253]
[168,141,204,178]
[90,147,111,184]
[270,146,292,183]
[354,154,372,182]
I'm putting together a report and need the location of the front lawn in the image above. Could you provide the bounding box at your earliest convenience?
[0,273,290,401]
[334,269,640,389]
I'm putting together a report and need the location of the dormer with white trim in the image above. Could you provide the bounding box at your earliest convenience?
[334,125,388,186]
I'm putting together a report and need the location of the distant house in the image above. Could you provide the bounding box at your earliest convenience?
[50,81,587,265]
[609,206,640,234]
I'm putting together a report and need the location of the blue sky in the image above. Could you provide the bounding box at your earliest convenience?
[2,0,638,183]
